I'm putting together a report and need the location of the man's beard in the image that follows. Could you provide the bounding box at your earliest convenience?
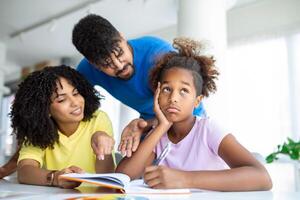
[116,63,135,81]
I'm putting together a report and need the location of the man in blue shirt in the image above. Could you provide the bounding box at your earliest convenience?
[73,14,205,157]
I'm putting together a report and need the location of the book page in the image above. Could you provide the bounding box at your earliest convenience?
[60,173,130,189]
[125,179,191,194]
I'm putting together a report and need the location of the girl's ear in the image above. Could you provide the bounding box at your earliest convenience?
[194,95,203,108]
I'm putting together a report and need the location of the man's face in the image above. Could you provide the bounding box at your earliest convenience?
[92,38,134,80]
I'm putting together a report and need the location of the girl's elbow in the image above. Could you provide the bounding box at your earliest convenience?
[263,173,273,190]
[258,168,273,191]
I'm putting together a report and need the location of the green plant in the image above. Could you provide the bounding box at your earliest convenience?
[266,138,300,163]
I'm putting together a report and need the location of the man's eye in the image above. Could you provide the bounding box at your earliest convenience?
[114,47,123,58]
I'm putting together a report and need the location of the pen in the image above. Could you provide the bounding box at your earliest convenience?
[152,142,172,165]
[143,142,172,185]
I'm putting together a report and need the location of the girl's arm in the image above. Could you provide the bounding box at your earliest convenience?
[144,134,272,191]
[115,124,169,179]
[18,159,83,188]
[116,83,172,179]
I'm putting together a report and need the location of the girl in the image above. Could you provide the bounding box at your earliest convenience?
[116,38,272,191]
[11,65,115,188]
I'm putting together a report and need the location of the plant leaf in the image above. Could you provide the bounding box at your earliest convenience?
[266,153,277,163]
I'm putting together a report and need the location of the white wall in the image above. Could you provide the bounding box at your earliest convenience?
[227,0,300,44]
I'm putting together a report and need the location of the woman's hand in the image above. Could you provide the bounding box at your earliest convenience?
[56,166,84,189]
[144,165,187,189]
[91,131,115,160]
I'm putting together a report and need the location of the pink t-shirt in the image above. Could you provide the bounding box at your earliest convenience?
[154,117,229,171]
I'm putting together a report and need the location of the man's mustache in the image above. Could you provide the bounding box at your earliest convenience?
[116,63,131,76]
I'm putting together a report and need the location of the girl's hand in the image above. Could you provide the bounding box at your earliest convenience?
[56,166,84,188]
[91,131,115,160]
[144,165,187,189]
[154,83,172,129]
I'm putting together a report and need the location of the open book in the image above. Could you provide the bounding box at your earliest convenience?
[60,173,191,194]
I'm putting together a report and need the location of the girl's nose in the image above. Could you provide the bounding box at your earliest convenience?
[170,92,179,103]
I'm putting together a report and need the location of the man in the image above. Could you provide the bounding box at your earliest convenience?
[0,14,204,178]
[72,14,205,157]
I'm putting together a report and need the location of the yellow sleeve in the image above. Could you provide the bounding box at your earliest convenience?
[18,143,45,167]
[95,110,114,137]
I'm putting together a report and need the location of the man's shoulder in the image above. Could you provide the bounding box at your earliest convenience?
[77,58,92,72]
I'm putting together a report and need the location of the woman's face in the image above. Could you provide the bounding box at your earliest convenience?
[49,77,85,127]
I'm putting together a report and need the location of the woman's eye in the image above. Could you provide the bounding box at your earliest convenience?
[57,99,65,103]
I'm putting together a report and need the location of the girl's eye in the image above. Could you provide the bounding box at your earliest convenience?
[162,87,171,93]
[180,88,189,94]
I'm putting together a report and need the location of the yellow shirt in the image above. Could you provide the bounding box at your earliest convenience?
[18,110,114,173]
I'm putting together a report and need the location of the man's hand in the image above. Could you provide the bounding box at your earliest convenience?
[56,166,84,188]
[118,118,148,157]
[91,131,115,160]
[144,165,187,189]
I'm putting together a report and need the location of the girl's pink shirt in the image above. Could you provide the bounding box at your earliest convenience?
[154,117,229,170]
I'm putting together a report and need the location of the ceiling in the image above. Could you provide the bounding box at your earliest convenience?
[0,0,260,68]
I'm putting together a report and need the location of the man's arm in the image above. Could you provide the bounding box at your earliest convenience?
[0,147,19,178]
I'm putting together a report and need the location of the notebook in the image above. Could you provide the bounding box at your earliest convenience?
[60,173,191,194]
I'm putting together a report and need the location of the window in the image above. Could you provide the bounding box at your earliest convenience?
[226,37,292,156]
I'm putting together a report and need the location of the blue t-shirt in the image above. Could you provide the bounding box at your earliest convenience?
[77,36,204,119]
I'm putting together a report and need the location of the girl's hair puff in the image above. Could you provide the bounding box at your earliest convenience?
[149,37,219,97]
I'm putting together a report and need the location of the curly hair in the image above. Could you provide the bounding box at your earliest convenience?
[10,65,101,149]
[149,37,219,97]
[72,14,122,66]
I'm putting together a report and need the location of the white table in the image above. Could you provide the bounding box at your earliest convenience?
[1,163,300,200]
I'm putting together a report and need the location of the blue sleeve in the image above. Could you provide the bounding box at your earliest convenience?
[76,58,97,86]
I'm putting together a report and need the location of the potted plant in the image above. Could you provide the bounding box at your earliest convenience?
[266,138,300,163]
[266,138,300,191]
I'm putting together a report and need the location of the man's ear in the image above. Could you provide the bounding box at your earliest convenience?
[194,95,203,108]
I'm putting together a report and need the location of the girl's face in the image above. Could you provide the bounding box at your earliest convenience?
[158,67,202,122]
[49,77,85,127]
